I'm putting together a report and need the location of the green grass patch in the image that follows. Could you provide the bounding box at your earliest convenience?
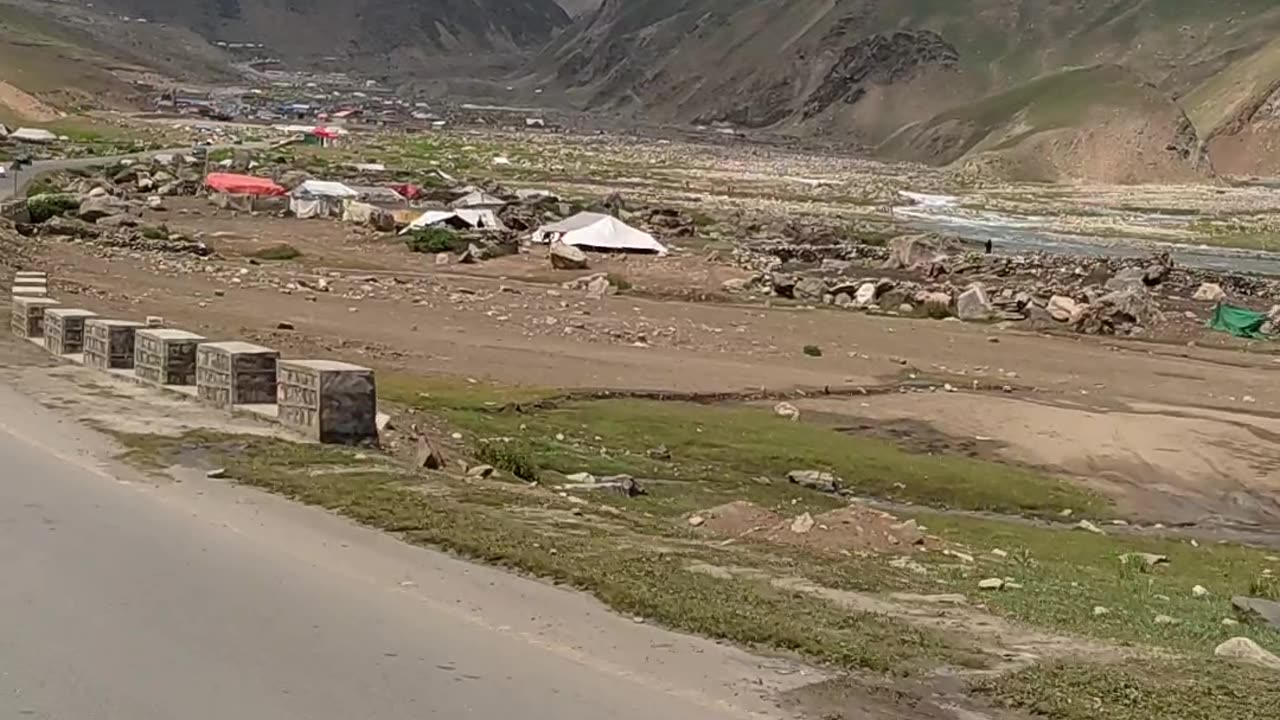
[386,380,1105,519]
[253,243,303,261]
[109,430,984,675]
[918,512,1280,653]
[976,659,1280,720]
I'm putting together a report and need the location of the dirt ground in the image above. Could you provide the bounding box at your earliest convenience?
[11,177,1280,533]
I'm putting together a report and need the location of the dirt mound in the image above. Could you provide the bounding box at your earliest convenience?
[695,501,930,555]
[696,500,784,537]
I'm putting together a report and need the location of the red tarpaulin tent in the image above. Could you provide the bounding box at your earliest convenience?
[205,173,286,196]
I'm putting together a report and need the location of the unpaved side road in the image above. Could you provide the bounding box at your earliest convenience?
[0,381,815,719]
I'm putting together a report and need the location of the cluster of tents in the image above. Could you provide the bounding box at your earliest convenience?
[203,172,670,256]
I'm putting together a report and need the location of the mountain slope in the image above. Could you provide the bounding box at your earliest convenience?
[94,0,570,72]
[879,65,1205,183]
[535,0,1280,171]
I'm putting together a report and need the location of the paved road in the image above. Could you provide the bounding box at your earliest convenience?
[0,144,256,201]
[0,382,803,719]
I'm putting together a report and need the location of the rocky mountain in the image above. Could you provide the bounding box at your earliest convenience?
[536,0,1280,180]
[94,0,570,71]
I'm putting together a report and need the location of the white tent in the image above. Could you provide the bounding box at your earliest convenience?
[10,127,57,143]
[292,179,358,199]
[532,213,668,255]
[450,190,507,210]
[401,209,506,233]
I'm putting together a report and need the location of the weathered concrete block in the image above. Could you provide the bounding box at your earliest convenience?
[12,276,47,287]
[11,286,49,297]
[43,308,98,356]
[276,359,377,444]
[14,271,47,280]
[84,319,144,370]
[196,341,279,408]
[10,296,61,339]
[134,329,205,385]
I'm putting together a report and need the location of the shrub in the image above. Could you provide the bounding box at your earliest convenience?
[26,194,80,223]
[475,441,540,482]
[405,228,465,254]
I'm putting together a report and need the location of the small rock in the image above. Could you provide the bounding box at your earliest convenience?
[1214,637,1280,671]
[787,469,841,494]
[205,468,227,479]
[414,437,444,470]
[467,464,496,478]
[276,321,295,331]
[1192,282,1227,303]
[688,515,706,528]
[1093,606,1110,616]
[773,401,801,422]
[646,445,672,460]
[1192,585,1210,598]
[991,549,1009,558]
[790,512,816,535]
[1232,596,1280,629]
[1222,618,1240,627]
[565,472,597,484]
[1153,614,1178,625]
[1075,520,1105,535]
[1121,552,1170,569]
[978,578,1005,590]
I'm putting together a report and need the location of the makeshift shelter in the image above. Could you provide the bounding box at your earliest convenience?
[342,201,396,231]
[1208,304,1271,339]
[348,185,406,206]
[390,183,425,201]
[206,173,286,196]
[401,209,506,233]
[10,128,57,144]
[532,213,668,255]
[206,173,287,213]
[290,179,357,219]
[450,190,507,210]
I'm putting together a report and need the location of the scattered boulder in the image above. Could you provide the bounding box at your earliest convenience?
[549,242,589,270]
[773,401,801,422]
[956,283,994,321]
[1121,552,1169,569]
[145,196,166,211]
[854,282,877,308]
[883,234,949,271]
[78,195,130,223]
[1232,596,1280,629]
[466,464,496,478]
[787,469,841,494]
[1073,288,1159,335]
[793,276,826,303]
[790,512,816,535]
[585,275,612,299]
[721,277,750,293]
[916,290,952,317]
[1193,282,1227,303]
[1075,520,1105,535]
[1047,295,1079,322]
[1105,267,1148,293]
[1214,637,1280,672]
[978,578,1006,590]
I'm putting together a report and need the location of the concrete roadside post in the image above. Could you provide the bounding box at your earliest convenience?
[83,319,145,370]
[276,359,378,444]
[196,341,279,409]
[43,308,98,356]
[10,296,62,339]
[134,328,206,386]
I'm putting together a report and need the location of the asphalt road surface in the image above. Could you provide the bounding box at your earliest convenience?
[0,382,804,719]
[0,144,256,201]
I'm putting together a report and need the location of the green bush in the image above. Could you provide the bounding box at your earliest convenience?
[474,441,540,482]
[405,228,465,254]
[26,194,80,223]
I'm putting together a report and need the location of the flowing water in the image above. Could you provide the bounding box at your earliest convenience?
[895,192,1280,276]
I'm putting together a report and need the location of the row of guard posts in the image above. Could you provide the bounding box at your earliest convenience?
[9,274,378,445]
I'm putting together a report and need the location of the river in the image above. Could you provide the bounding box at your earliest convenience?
[894,192,1280,276]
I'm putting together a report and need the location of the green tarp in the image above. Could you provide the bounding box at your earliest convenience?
[1207,304,1270,339]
